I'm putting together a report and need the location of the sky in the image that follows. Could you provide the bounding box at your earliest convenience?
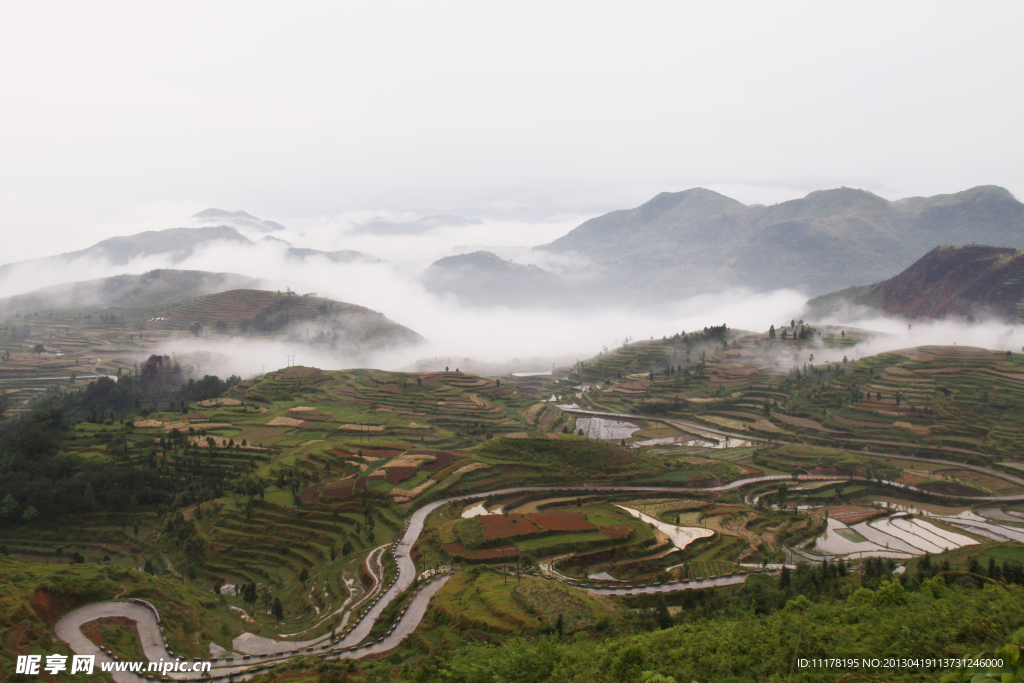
[2,1,1024,259]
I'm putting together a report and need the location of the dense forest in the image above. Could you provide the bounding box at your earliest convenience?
[0,360,240,527]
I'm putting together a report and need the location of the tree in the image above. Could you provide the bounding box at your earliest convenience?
[768,324,776,339]
[776,484,789,509]
[299,567,309,585]
[779,565,791,589]
[272,598,284,623]
[0,494,18,519]
[22,505,39,522]
[654,596,672,629]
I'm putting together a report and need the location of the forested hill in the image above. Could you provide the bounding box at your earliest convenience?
[806,244,1024,321]
[535,185,1024,299]
[0,269,261,315]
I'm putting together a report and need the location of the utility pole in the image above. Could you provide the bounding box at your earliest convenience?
[498,547,516,586]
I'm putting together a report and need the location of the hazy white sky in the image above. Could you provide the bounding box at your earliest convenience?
[2,1,1023,256]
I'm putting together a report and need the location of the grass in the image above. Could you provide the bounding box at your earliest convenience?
[836,528,869,543]
[431,567,616,633]
[98,621,147,662]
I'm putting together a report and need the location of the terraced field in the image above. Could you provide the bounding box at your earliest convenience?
[145,290,368,331]
[547,329,1024,480]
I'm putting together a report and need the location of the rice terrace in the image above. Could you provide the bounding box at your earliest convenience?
[3,319,1024,683]
[5,13,1024,678]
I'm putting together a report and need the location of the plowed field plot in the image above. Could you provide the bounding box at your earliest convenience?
[480,514,542,539]
[361,449,403,459]
[301,478,355,502]
[443,542,517,559]
[386,467,418,484]
[825,506,881,524]
[420,451,458,472]
[287,410,333,421]
[525,512,595,531]
[598,524,634,540]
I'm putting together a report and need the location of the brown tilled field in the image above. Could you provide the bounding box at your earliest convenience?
[386,467,418,485]
[301,478,356,502]
[598,524,635,540]
[419,451,458,472]
[525,512,595,531]
[825,506,882,524]
[443,542,519,559]
[480,514,542,539]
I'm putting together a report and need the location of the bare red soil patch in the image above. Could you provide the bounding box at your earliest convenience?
[825,506,882,524]
[443,542,519,559]
[525,512,595,531]
[420,451,458,472]
[385,467,418,484]
[598,524,635,540]
[479,514,542,539]
[300,478,358,502]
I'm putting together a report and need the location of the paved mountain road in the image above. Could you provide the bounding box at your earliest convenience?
[55,470,1024,680]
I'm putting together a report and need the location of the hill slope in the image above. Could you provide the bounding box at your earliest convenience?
[806,245,1024,321]
[536,185,1024,299]
[0,269,261,315]
[418,251,573,307]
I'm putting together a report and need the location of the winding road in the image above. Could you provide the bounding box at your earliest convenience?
[55,465,1024,680]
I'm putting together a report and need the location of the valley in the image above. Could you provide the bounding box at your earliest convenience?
[3,321,1024,682]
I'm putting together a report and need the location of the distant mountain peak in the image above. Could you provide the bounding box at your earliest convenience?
[192,208,260,220]
[418,251,569,307]
[191,208,286,233]
[531,184,1024,300]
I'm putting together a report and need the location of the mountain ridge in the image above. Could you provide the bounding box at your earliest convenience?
[535,184,1024,298]
[805,244,1024,321]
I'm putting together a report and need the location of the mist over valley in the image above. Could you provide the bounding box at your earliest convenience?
[3,6,1024,681]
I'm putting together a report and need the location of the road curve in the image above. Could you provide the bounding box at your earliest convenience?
[55,472,1024,679]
